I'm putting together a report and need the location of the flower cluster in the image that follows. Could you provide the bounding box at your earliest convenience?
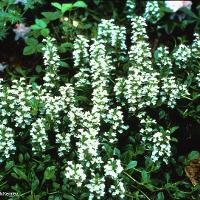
[42,37,60,88]
[76,127,102,167]
[139,113,171,164]
[104,107,129,143]
[90,39,113,116]
[30,118,48,155]
[65,161,86,187]
[172,44,191,69]
[115,17,160,113]
[73,35,89,67]
[109,180,126,199]
[97,19,126,51]
[125,0,136,20]
[86,174,105,200]
[160,76,188,108]
[125,69,159,112]
[114,17,190,113]
[155,46,172,75]
[191,33,200,86]
[0,78,33,128]
[104,158,123,179]
[0,120,16,162]
[192,33,200,59]
[144,1,161,24]
[73,35,91,87]
[104,159,125,198]
[129,17,152,71]
[196,72,200,87]
[151,131,171,164]
[64,21,128,199]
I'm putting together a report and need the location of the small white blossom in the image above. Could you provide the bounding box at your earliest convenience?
[125,0,136,20]
[30,118,48,154]
[0,63,8,72]
[0,121,16,162]
[86,174,105,200]
[65,161,86,187]
[144,1,161,24]
[109,180,126,199]
[104,158,123,179]
[42,37,60,88]
[173,44,191,69]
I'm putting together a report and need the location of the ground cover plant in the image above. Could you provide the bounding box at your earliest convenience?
[0,0,200,200]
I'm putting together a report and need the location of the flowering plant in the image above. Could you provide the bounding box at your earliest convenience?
[0,0,200,200]
[0,12,200,199]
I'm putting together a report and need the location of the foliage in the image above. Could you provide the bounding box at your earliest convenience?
[0,0,44,40]
[23,1,88,56]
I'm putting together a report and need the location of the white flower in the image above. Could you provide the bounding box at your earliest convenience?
[104,158,123,179]
[144,1,161,24]
[15,0,26,4]
[109,180,126,199]
[65,162,86,187]
[173,44,191,68]
[86,175,105,199]
[13,23,30,40]
[165,1,192,12]
[30,118,48,154]
[0,122,16,162]
[0,63,8,72]
[125,0,136,20]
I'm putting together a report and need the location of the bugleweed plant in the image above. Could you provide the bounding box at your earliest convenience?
[0,16,200,200]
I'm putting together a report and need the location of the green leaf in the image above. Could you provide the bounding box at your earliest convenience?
[59,61,69,68]
[73,1,87,8]
[126,161,137,170]
[188,151,199,161]
[170,126,179,133]
[13,167,28,181]
[44,166,56,180]
[42,11,62,21]
[36,19,47,28]
[18,154,23,163]
[24,153,30,161]
[36,65,42,73]
[23,46,36,55]
[63,194,76,200]
[40,28,50,37]
[25,38,38,46]
[31,24,41,30]
[141,170,149,183]
[51,2,62,10]
[53,182,60,190]
[59,42,73,53]
[61,3,73,13]
[113,148,120,157]
[5,161,14,171]
[180,7,199,19]
[80,193,88,199]
[157,192,164,200]
[31,176,39,192]
[159,110,166,119]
